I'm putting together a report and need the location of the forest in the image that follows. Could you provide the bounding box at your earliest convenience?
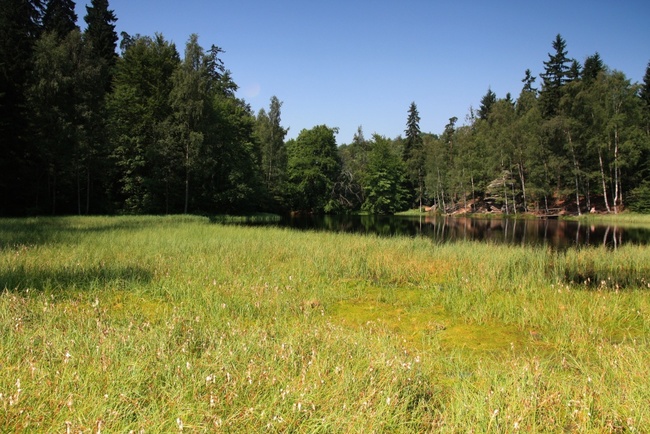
[2,0,650,217]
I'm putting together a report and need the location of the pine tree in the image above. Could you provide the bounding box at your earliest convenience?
[42,0,78,36]
[583,52,604,84]
[640,61,650,136]
[539,34,571,118]
[403,101,422,161]
[522,69,537,93]
[403,102,425,209]
[0,0,42,214]
[566,59,582,82]
[84,0,117,90]
[478,88,497,120]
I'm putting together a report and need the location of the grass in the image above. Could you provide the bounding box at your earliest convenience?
[1,215,649,432]
[571,212,650,227]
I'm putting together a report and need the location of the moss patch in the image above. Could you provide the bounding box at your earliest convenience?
[332,286,542,354]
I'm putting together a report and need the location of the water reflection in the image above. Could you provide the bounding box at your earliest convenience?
[269,215,650,249]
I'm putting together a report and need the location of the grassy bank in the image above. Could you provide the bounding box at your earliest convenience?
[1,216,649,432]
[570,212,650,227]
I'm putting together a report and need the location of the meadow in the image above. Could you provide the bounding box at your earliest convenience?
[1,215,649,432]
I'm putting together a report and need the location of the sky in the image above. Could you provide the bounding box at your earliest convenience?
[76,0,650,144]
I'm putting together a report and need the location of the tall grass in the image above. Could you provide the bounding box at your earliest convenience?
[1,215,649,432]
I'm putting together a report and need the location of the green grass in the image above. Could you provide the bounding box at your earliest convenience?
[1,215,650,432]
[570,212,650,227]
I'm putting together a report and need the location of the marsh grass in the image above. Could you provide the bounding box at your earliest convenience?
[1,215,649,432]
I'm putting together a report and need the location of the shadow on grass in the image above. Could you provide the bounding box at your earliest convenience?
[1,264,153,293]
[0,215,206,250]
[0,218,129,249]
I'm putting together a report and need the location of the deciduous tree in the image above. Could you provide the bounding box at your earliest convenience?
[286,125,341,213]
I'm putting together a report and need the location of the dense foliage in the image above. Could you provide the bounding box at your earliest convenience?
[1,1,648,216]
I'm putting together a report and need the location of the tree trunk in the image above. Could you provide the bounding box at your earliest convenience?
[184,144,190,214]
[86,167,91,215]
[599,149,611,213]
[503,178,509,215]
[566,129,581,215]
[518,162,527,212]
[613,126,620,214]
[471,175,475,210]
[77,166,81,216]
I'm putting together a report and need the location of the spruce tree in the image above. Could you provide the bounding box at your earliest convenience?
[640,61,650,136]
[521,69,537,93]
[478,88,497,120]
[42,0,78,36]
[403,102,425,209]
[0,0,42,215]
[539,34,571,118]
[84,0,117,89]
[403,101,422,161]
[583,52,604,84]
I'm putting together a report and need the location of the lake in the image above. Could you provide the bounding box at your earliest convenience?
[241,214,650,249]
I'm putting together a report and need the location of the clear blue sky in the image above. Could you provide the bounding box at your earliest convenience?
[76,0,650,144]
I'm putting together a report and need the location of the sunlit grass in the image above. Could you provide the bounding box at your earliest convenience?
[572,212,650,227]
[1,215,649,432]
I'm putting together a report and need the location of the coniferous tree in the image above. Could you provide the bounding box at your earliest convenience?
[28,29,100,214]
[0,0,42,215]
[521,69,537,93]
[539,34,571,118]
[84,0,117,90]
[583,52,604,84]
[403,101,425,209]
[566,59,582,82]
[478,88,497,120]
[73,0,118,213]
[640,61,650,137]
[42,0,78,36]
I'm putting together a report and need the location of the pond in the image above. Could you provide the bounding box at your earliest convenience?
[243,214,650,249]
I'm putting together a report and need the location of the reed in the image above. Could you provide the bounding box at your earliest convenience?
[1,215,648,432]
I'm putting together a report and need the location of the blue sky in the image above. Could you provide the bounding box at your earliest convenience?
[76,0,650,144]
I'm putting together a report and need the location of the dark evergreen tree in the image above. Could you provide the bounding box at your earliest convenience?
[27,29,101,214]
[478,87,497,120]
[522,68,537,93]
[70,0,118,213]
[583,52,604,85]
[517,70,538,115]
[640,61,650,136]
[84,0,117,90]
[0,0,42,215]
[566,59,582,82]
[403,101,422,161]
[403,101,425,208]
[539,34,571,118]
[42,0,78,36]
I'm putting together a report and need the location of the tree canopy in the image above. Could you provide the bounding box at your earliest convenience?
[0,17,648,217]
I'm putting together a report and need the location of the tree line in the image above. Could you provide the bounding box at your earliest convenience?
[338,36,650,216]
[2,2,649,216]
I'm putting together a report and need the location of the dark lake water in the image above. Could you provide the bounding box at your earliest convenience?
[242,214,650,249]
